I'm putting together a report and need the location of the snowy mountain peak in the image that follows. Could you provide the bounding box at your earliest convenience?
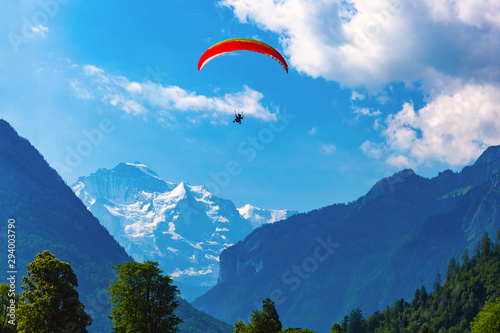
[74,162,176,205]
[72,162,254,298]
[114,161,164,181]
[238,204,299,229]
[72,162,297,300]
[171,182,188,199]
[238,204,258,219]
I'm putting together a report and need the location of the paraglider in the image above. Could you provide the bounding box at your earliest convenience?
[199,38,288,124]
[233,111,244,124]
[198,38,288,73]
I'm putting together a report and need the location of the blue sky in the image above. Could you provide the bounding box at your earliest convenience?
[1,0,499,212]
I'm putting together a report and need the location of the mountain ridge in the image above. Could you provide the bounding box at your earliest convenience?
[192,145,500,332]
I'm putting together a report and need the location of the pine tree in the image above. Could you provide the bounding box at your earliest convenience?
[433,272,442,293]
[341,315,349,332]
[480,233,493,259]
[262,298,282,332]
[412,288,421,309]
[420,285,428,308]
[461,248,469,269]
[348,307,365,333]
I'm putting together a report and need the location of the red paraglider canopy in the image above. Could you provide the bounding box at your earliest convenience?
[198,38,288,73]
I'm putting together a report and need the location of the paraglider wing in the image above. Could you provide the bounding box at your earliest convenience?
[198,38,288,73]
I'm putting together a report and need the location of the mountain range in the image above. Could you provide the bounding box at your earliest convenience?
[0,119,233,333]
[72,163,297,300]
[4,115,499,332]
[192,145,500,332]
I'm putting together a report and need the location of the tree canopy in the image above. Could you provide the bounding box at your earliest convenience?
[470,297,500,333]
[108,260,181,333]
[16,250,92,333]
[340,229,500,333]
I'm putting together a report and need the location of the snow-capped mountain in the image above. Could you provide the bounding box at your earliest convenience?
[72,162,253,299]
[238,204,298,229]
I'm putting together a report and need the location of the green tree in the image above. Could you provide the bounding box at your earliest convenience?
[470,297,500,333]
[433,272,442,293]
[233,298,293,333]
[420,285,428,308]
[480,233,493,259]
[17,250,92,333]
[234,320,250,332]
[108,260,181,333]
[263,298,282,331]
[461,248,470,270]
[347,307,365,333]
[341,315,349,332]
[250,308,280,333]
[420,324,434,333]
[330,322,343,332]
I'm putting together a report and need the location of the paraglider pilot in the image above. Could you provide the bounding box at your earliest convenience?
[233,111,244,124]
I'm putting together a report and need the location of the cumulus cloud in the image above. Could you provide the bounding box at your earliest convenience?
[221,0,500,167]
[220,0,500,91]
[308,127,317,135]
[386,154,415,168]
[73,65,276,121]
[363,83,500,166]
[421,0,500,27]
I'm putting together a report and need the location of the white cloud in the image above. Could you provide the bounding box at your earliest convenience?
[126,82,143,94]
[421,0,500,28]
[82,65,104,76]
[73,65,276,121]
[374,83,500,166]
[320,143,336,155]
[360,140,383,159]
[121,99,148,115]
[220,0,500,92]
[351,91,365,100]
[156,111,179,129]
[221,0,500,168]
[69,80,94,100]
[386,154,415,168]
[352,107,381,117]
[31,25,49,38]
[308,127,317,135]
